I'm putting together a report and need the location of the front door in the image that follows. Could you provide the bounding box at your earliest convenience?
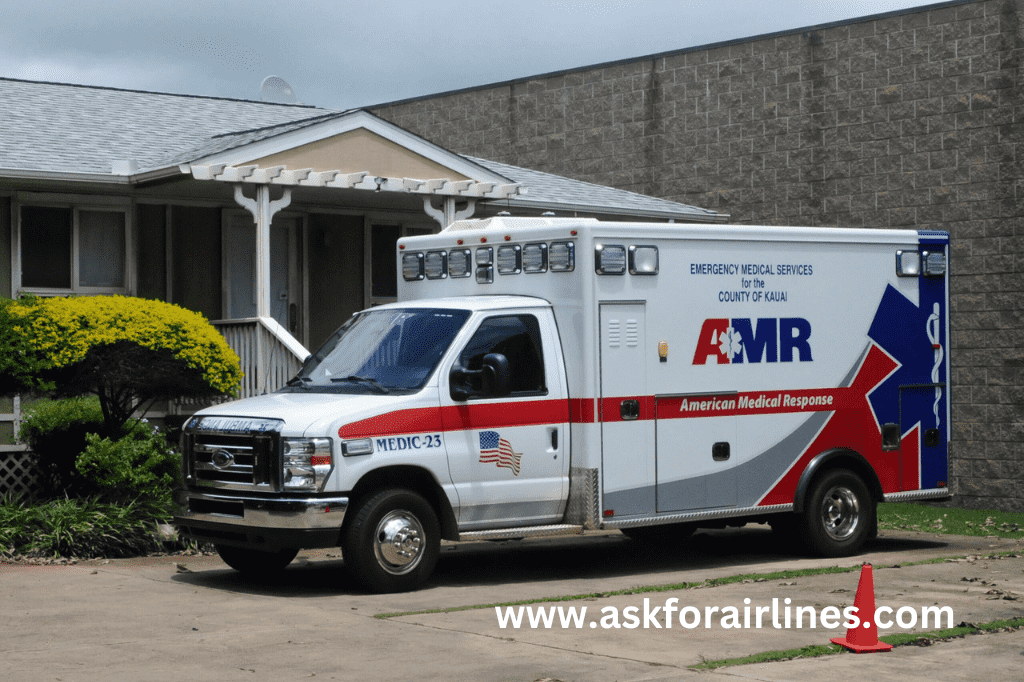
[440,311,567,530]
[224,214,303,340]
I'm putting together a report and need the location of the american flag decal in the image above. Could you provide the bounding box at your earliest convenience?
[478,431,522,476]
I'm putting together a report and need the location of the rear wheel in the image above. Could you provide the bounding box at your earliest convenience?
[800,469,873,557]
[342,489,440,593]
[215,545,298,576]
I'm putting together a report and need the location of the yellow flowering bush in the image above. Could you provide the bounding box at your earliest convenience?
[5,295,241,434]
[11,296,241,395]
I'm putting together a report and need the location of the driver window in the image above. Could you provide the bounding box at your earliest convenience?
[459,315,546,395]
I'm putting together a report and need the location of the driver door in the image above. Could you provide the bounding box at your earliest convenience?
[440,310,568,530]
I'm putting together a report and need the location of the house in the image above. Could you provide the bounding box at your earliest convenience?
[0,76,725,463]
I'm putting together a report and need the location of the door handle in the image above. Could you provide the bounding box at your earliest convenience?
[620,399,640,421]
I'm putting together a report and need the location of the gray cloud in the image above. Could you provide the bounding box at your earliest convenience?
[1,0,941,109]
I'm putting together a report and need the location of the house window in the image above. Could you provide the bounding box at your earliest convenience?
[19,205,128,293]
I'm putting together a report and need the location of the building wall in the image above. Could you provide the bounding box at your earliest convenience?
[371,0,1024,511]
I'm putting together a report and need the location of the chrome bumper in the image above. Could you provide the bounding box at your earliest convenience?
[173,489,348,531]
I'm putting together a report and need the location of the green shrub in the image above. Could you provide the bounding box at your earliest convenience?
[18,397,108,498]
[0,496,166,558]
[76,423,178,507]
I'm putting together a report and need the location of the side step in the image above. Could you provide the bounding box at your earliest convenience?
[458,524,583,542]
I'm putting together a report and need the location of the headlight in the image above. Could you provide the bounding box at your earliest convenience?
[282,438,333,490]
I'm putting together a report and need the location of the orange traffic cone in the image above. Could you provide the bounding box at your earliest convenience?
[830,563,893,653]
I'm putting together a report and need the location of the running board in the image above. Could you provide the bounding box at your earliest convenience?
[458,524,583,541]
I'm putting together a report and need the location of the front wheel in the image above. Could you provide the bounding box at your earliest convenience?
[800,469,874,558]
[342,489,440,593]
[215,545,298,576]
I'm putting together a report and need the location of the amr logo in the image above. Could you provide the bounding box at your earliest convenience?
[692,318,813,365]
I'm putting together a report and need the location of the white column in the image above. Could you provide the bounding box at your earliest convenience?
[233,183,292,320]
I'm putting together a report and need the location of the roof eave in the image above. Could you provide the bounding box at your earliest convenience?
[0,168,131,185]
[500,198,728,223]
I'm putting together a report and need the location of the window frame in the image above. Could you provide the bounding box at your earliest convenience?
[16,201,132,297]
[456,313,549,399]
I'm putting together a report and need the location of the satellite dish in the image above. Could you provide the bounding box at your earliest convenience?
[260,76,297,104]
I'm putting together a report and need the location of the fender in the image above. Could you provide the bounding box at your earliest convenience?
[346,465,460,541]
[792,448,884,513]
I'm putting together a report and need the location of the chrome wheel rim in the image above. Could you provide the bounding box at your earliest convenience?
[373,510,425,575]
[820,485,860,541]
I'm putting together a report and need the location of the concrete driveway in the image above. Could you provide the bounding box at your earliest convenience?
[2,527,1022,681]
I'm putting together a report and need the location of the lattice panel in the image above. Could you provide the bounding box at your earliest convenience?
[0,452,40,499]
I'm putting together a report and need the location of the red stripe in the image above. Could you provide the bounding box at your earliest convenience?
[339,399,569,439]
[338,386,852,439]
[440,399,569,432]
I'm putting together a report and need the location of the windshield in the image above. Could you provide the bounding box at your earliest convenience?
[284,308,471,394]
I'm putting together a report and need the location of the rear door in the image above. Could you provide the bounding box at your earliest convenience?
[440,309,568,529]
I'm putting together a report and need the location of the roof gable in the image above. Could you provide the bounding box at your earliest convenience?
[244,128,470,182]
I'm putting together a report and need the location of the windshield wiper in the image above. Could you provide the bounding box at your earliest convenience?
[330,375,390,394]
[286,376,312,388]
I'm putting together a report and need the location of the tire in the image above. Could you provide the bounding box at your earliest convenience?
[342,489,440,593]
[799,468,874,558]
[620,522,696,544]
[215,545,298,576]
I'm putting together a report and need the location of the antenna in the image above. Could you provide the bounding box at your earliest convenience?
[260,76,297,104]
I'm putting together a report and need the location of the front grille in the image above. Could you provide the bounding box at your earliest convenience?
[184,416,283,493]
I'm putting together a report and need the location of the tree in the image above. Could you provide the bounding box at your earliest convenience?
[2,295,242,435]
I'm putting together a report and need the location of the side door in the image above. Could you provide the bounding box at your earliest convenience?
[440,310,568,530]
[599,302,655,517]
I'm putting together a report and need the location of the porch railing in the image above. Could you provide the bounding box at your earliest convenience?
[213,317,311,400]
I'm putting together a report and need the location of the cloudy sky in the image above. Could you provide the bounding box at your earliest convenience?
[4,0,942,110]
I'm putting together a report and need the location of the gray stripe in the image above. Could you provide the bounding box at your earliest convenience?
[611,345,871,516]
[457,499,565,531]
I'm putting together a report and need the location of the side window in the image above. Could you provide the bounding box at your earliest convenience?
[459,314,546,396]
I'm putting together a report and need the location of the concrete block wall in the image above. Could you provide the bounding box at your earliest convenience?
[371,0,1024,512]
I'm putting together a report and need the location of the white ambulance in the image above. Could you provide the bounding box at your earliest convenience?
[174,217,951,593]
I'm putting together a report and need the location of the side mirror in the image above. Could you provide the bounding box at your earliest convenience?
[449,353,510,401]
[480,353,510,397]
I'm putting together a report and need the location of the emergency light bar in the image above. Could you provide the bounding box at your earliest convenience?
[425,251,447,279]
[523,243,548,273]
[448,249,471,278]
[497,245,521,274]
[402,252,424,281]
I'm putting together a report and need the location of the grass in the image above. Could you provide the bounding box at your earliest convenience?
[878,502,1024,539]
[688,617,1024,670]
[0,495,171,559]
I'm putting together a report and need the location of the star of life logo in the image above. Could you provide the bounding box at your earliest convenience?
[692,318,813,365]
[479,431,522,475]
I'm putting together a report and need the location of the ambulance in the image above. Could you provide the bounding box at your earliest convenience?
[173,217,951,593]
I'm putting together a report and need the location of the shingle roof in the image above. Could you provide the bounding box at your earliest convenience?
[469,156,721,220]
[0,77,336,175]
[1,77,722,221]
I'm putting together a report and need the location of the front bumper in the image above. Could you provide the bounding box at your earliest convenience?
[173,489,349,551]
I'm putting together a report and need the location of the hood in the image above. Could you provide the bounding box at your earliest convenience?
[192,389,437,438]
